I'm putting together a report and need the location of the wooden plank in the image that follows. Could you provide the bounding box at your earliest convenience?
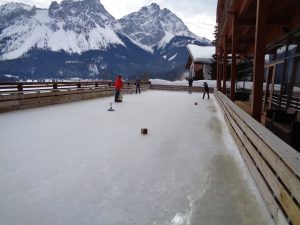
[260,158,300,225]
[276,159,300,204]
[241,143,289,225]
[0,94,20,101]
[0,100,19,108]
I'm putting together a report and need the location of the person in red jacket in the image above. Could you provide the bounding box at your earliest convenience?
[114,75,123,102]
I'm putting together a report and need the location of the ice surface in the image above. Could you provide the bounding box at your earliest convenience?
[0,91,275,225]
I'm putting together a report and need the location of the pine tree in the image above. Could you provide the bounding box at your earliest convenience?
[208,54,217,80]
[208,25,218,80]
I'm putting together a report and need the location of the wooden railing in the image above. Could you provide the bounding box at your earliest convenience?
[215,90,300,225]
[0,81,150,112]
[271,93,300,110]
[150,84,212,92]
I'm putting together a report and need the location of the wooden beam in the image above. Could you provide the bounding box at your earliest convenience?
[223,38,228,94]
[230,14,237,101]
[217,49,223,91]
[268,65,276,110]
[239,0,252,17]
[262,66,273,111]
[237,39,255,44]
[239,17,291,25]
[252,0,267,122]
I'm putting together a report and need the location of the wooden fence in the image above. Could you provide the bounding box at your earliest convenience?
[215,90,300,225]
[0,81,149,112]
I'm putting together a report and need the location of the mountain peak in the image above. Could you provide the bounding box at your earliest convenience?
[140,3,161,14]
[48,0,118,31]
[118,4,205,47]
[0,2,33,16]
[149,3,160,9]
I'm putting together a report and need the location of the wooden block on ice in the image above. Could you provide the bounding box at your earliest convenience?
[141,128,148,135]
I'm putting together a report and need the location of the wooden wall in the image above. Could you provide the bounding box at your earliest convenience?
[215,90,300,225]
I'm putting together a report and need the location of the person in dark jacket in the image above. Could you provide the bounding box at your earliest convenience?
[188,76,193,94]
[203,82,210,99]
[135,78,141,94]
[114,75,123,102]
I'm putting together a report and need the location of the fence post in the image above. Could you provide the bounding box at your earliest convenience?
[17,84,23,91]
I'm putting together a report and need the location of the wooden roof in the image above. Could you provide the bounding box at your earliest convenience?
[217,0,300,55]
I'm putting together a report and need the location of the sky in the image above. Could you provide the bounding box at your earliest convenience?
[0,0,217,40]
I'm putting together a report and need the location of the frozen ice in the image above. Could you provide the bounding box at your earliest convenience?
[0,91,275,225]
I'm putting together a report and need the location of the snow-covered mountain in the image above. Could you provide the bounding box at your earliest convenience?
[118,3,212,67]
[118,3,211,50]
[0,0,212,80]
[0,0,124,60]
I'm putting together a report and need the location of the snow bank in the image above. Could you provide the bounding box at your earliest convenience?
[149,79,217,88]
[149,79,300,92]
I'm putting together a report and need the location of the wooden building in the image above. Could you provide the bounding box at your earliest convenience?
[216,0,300,122]
[186,45,215,80]
[216,2,300,225]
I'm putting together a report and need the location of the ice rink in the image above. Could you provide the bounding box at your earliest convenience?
[0,90,275,225]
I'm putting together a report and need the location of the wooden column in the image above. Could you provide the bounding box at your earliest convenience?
[268,65,276,110]
[251,0,267,122]
[223,39,228,95]
[230,13,237,101]
[217,50,222,91]
[262,66,272,111]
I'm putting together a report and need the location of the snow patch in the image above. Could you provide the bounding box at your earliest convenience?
[157,31,174,49]
[168,53,177,61]
[126,37,154,53]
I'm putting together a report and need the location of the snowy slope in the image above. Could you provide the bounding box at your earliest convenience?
[0,0,124,60]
